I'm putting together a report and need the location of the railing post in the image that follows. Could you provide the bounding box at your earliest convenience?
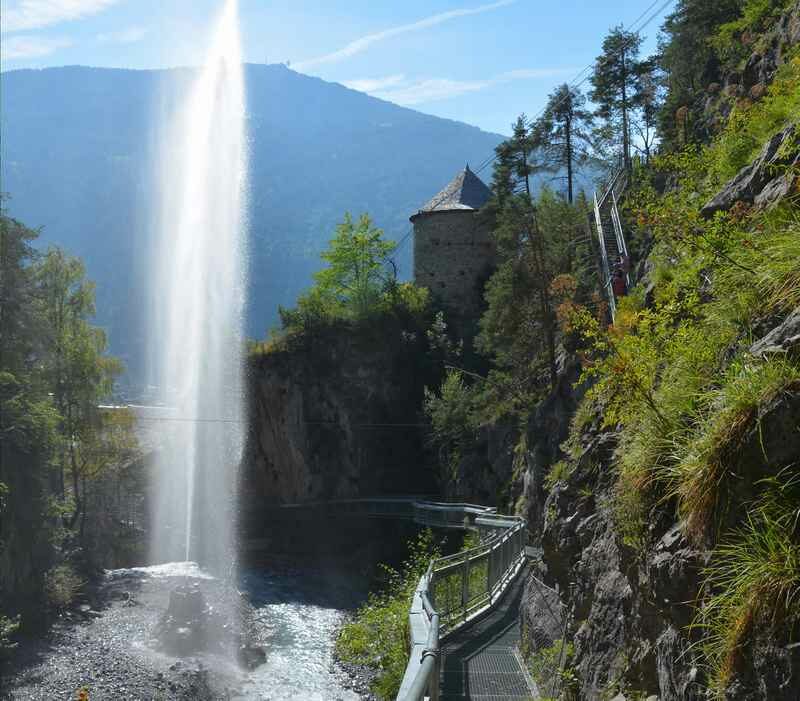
[430,653,441,701]
[461,557,469,622]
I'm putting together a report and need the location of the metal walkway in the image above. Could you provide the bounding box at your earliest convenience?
[440,566,537,701]
[593,165,630,322]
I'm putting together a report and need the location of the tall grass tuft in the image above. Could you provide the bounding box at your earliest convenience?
[698,471,800,695]
[668,358,800,543]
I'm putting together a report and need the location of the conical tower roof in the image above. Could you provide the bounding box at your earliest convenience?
[413,166,491,218]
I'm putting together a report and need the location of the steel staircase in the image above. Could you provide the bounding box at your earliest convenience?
[593,166,630,322]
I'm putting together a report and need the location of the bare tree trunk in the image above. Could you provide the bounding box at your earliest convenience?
[621,46,631,173]
[565,115,574,204]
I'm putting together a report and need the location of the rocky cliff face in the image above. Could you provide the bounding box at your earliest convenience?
[514,134,800,698]
[698,0,800,135]
[242,317,440,509]
[522,358,800,700]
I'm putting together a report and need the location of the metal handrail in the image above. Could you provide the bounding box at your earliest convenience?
[593,163,630,323]
[397,508,527,701]
[594,191,617,322]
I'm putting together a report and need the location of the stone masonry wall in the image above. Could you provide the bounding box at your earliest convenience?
[412,210,494,326]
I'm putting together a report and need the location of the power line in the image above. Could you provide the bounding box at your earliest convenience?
[473,0,673,177]
[392,0,675,265]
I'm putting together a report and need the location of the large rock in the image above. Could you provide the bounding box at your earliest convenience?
[700,123,798,217]
[749,306,800,357]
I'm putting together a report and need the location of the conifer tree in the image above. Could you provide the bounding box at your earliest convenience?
[632,58,661,163]
[590,26,643,171]
[539,84,595,203]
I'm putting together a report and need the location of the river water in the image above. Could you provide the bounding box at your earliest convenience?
[238,566,362,700]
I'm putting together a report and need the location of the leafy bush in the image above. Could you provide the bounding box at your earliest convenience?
[528,639,577,700]
[44,564,85,610]
[705,54,800,184]
[0,614,20,657]
[423,369,479,479]
[543,461,573,491]
[336,530,442,700]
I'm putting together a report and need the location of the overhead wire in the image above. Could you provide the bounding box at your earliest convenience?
[391,0,674,265]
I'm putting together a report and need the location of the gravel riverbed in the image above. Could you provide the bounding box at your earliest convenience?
[2,562,365,701]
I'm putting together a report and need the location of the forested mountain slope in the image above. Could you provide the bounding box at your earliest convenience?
[0,64,502,386]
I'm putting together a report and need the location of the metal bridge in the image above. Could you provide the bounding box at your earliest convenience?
[262,498,533,700]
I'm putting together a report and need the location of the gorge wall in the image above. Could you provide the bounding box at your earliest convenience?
[242,314,440,508]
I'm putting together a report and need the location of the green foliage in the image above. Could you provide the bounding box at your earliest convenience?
[589,26,645,167]
[712,0,795,59]
[666,358,800,542]
[657,0,743,149]
[297,212,396,320]
[698,472,800,695]
[528,639,578,700]
[1,209,132,622]
[424,369,479,478]
[543,461,573,491]
[43,563,85,610]
[478,187,591,420]
[271,213,433,348]
[336,530,442,700]
[0,613,20,657]
[537,84,596,202]
[564,55,800,692]
[705,54,800,184]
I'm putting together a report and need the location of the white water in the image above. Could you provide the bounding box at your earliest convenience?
[149,0,247,573]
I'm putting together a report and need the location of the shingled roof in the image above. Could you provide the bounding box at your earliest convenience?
[413,165,492,217]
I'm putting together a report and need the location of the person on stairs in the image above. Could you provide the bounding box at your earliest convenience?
[611,268,627,298]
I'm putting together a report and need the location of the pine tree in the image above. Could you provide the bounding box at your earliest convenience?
[590,26,643,171]
[539,84,595,203]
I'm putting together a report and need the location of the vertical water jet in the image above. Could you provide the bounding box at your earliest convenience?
[149,0,247,575]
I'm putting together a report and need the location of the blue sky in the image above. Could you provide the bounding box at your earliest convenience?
[1,0,675,134]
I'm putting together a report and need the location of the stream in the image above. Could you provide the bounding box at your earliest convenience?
[2,561,366,701]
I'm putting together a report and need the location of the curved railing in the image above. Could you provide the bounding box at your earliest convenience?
[249,496,527,700]
[397,507,527,701]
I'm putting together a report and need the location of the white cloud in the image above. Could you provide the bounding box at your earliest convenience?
[376,77,491,105]
[2,0,120,33]
[96,25,147,43]
[342,74,407,93]
[346,67,577,106]
[295,0,516,70]
[1,33,72,59]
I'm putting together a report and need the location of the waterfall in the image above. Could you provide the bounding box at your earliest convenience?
[149,0,247,574]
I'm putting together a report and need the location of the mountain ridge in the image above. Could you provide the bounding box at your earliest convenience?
[1,63,504,387]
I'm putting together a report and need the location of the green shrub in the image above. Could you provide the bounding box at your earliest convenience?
[706,54,800,184]
[528,639,577,700]
[0,614,20,657]
[44,563,85,610]
[336,530,441,700]
[424,369,479,479]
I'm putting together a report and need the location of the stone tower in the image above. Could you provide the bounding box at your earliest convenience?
[411,166,495,329]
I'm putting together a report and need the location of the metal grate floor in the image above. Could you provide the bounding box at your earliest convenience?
[439,567,538,701]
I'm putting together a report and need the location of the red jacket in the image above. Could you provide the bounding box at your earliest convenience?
[612,275,627,297]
